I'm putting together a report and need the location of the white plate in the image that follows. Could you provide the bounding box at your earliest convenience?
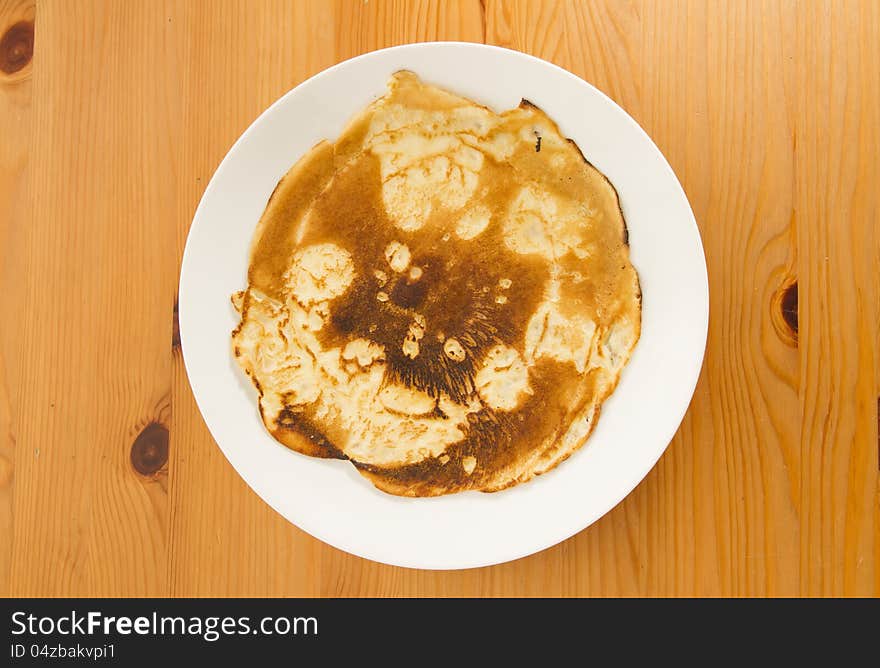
[179,42,708,570]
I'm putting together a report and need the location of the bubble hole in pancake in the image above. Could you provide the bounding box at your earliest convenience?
[231,72,641,496]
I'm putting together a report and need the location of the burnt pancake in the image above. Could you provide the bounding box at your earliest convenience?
[231,72,641,496]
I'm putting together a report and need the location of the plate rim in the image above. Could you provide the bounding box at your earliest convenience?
[179,41,709,570]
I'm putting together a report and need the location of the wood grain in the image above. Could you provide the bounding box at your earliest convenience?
[1,0,877,597]
[0,0,34,599]
[793,0,879,595]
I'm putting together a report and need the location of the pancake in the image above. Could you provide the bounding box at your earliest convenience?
[231,71,641,496]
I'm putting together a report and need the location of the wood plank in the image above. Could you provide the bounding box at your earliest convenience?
[0,0,35,598]
[5,0,178,596]
[168,0,339,597]
[639,0,802,597]
[794,0,879,596]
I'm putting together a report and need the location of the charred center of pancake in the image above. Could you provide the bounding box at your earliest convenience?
[389,267,429,309]
[377,241,429,310]
[323,231,546,404]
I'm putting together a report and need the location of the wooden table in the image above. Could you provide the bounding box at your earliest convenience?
[1,0,877,597]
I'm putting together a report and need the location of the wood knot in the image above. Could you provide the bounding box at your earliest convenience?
[131,422,169,476]
[0,21,34,75]
[772,278,798,347]
[172,299,180,352]
[781,281,798,335]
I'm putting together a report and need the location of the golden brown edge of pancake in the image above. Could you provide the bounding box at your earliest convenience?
[520,97,635,251]
[269,416,349,460]
[231,290,347,460]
